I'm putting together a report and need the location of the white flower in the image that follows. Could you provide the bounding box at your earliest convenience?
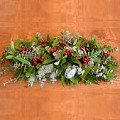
[50,72,57,83]
[97,63,100,67]
[96,75,99,77]
[110,70,113,73]
[72,46,77,51]
[103,75,107,79]
[81,70,85,75]
[72,65,78,69]
[65,66,72,76]
[77,67,83,75]
[88,59,94,65]
[96,69,99,74]
[65,65,85,78]
[41,78,47,82]
[50,72,57,78]
[101,65,105,70]
[98,73,103,77]
[103,61,107,64]
[67,68,77,78]
[114,47,119,52]
[40,81,45,88]
[53,52,56,56]
[28,76,35,86]
[78,50,84,55]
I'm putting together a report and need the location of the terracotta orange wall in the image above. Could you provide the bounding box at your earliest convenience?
[0,0,120,120]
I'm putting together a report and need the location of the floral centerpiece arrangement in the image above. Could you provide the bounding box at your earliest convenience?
[0,30,118,87]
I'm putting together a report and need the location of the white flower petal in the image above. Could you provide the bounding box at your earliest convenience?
[77,68,82,75]
[67,68,77,78]
[81,70,85,75]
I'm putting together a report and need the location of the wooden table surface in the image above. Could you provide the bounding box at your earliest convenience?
[0,0,120,120]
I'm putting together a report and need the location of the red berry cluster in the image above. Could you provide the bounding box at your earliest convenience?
[59,41,67,50]
[102,51,110,57]
[19,47,29,52]
[40,39,49,46]
[81,46,89,51]
[50,47,57,53]
[33,56,44,65]
[59,42,64,50]
[82,56,90,66]
[64,49,72,55]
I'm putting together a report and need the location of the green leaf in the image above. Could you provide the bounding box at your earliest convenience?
[25,67,35,78]
[60,75,65,87]
[91,34,94,40]
[15,57,31,65]
[45,46,50,52]
[32,36,39,43]
[11,41,14,51]
[92,66,100,70]
[6,55,14,59]
[70,77,79,84]
[73,39,78,45]
[90,50,101,57]
[54,60,60,66]
[94,57,101,63]
[61,57,67,65]
[47,34,51,41]
[76,41,81,49]
[81,66,91,79]
[85,75,98,84]
[52,36,59,46]
[13,69,22,78]
[90,50,101,63]
[43,58,54,64]
[57,68,63,76]
[85,80,91,85]
[61,48,66,58]
[25,71,30,78]
[8,52,14,55]
[35,63,42,69]
[16,37,32,47]
[20,74,26,82]
[70,59,81,67]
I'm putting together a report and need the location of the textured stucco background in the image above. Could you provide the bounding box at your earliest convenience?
[0,0,120,120]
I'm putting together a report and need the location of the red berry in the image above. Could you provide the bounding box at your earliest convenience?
[50,48,54,53]
[65,49,68,53]
[82,63,86,66]
[64,52,67,55]
[44,44,47,46]
[36,56,40,60]
[53,47,56,51]
[81,46,85,50]
[83,57,90,64]
[34,61,37,65]
[40,59,44,62]
[23,48,25,51]
[41,56,44,60]
[34,58,37,61]
[103,51,110,57]
[107,52,110,56]
[60,46,63,50]
[85,47,89,51]
[69,49,72,53]
[83,58,87,62]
